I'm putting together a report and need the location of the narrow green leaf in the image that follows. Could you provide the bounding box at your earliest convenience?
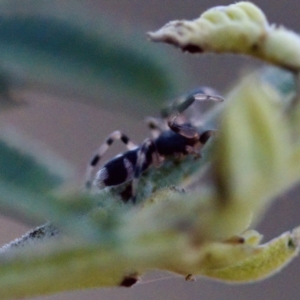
[0,129,71,194]
[0,129,98,232]
[0,3,182,111]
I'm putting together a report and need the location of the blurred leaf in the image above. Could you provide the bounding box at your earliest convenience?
[261,66,296,97]
[1,66,300,298]
[0,140,61,193]
[213,73,292,220]
[0,128,71,194]
[0,128,123,237]
[0,2,183,112]
[0,128,99,230]
[0,196,299,299]
[0,181,106,240]
[0,70,24,110]
[0,238,146,299]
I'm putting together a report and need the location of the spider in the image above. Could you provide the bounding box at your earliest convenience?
[85,87,224,203]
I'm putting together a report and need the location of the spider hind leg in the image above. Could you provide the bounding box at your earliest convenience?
[85,130,137,190]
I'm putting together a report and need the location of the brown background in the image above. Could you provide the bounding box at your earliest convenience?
[1,1,300,299]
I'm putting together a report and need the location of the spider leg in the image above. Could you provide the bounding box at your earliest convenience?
[185,145,202,159]
[85,130,137,189]
[172,90,224,114]
[169,116,217,157]
[145,117,167,138]
[199,130,217,145]
[184,130,216,158]
[168,114,199,139]
[131,138,158,203]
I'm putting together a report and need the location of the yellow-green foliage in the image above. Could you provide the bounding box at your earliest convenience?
[149,2,300,71]
[1,2,300,299]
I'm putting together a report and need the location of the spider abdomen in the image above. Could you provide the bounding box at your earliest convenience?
[95,149,138,187]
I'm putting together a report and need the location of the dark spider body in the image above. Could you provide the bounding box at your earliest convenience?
[99,149,139,187]
[99,129,205,186]
[85,87,223,203]
[155,129,197,155]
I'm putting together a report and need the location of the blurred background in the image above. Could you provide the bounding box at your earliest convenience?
[0,0,300,299]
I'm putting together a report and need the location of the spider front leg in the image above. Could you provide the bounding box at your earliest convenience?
[185,130,217,159]
[168,114,199,139]
[85,130,137,190]
[172,89,224,114]
[199,130,217,144]
[161,87,224,119]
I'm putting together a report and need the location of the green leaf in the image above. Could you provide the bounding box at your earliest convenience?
[0,182,104,240]
[0,129,71,194]
[261,66,296,97]
[0,129,92,230]
[0,199,299,299]
[201,227,300,282]
[0,69,23,110]
[0,2,182,111]
[0,128,122,238]
[213,72,292,219]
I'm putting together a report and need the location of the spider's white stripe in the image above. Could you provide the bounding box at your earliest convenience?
[124,158,134,181]
[95,167,109,188]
